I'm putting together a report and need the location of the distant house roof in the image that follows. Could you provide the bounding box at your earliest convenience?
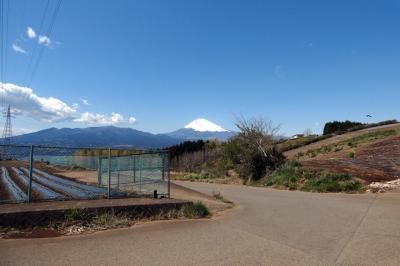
[290,134,304,139]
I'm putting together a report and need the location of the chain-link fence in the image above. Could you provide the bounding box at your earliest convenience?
[0,145,170,204]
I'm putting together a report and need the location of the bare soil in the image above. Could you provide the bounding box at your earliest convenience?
[302,136,400,182]
[57,170,98,184]
[170,182,233,215]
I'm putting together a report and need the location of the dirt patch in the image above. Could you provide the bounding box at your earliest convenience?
[57,170,98,185]
[170,182,233,215]
[302,136,400,182]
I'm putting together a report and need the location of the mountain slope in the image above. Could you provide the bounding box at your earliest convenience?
[168,118,236,141]
[167,128,235,141]
[10,118,237,148]
[11,126,181,149]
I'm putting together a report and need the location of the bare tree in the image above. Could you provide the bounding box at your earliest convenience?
[234,116,280,157]
[231,116,286,181]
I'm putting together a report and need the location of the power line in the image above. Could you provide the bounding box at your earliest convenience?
[0,0,9,110]
[3,0,9,109]
[22,0,50,87]
[2,104,13,159]
[25,0,63,89]
[1,0,4,108]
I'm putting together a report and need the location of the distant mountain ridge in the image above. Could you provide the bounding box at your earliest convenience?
[11,126,180,149]
[11,119,237,148]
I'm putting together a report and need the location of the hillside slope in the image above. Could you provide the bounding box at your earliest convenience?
[284,123,400,159]
[302,136,400,182]
[282,123,400,182]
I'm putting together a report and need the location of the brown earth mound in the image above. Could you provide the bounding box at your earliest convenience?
[302,136,400,183]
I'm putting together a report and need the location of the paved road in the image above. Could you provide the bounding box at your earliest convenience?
[1,182,400,265]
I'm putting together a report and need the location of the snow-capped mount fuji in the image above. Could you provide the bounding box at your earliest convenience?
[184,118,228,132]
[167,118,236,141]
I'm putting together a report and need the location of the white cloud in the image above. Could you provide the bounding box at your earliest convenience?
[38,35,51,46]
[0,82,133,127]
[26,27,36,38]
[74,112,125,125]
[12,44,28,54]
[128,117,137,124]
[80,98,91,106]
[0,82,77,122]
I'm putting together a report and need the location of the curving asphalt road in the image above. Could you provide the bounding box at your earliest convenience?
[1,181,400,265]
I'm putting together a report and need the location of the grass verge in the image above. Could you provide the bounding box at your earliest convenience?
[256,161,365,193]
[182,202,211,218]
[0,202,211,238]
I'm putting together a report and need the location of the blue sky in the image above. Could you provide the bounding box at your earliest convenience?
[3,0,400,136]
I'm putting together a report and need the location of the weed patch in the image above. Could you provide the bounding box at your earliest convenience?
[263,161,364,193]
[182,202,211,218]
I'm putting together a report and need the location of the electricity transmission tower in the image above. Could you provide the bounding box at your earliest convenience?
[1,104,13,159]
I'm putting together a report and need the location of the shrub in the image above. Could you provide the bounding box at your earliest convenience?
[64,209,89,220]
[266,163,363,193]
[334,147,343,152]
[221,117,286,182]
[182,202,211,218]
[301,172,362,193]
[266,161,301,189]
[348,150,356,158]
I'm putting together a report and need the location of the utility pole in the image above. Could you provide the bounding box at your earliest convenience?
[1,104,12,159]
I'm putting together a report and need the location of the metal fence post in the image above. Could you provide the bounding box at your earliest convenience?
[27,145,34,203]
[97,156,102,187]
[166,152,170,198]
[162,153,165,181]
[133,155,136,183]
[107,147,111,199]
[139,155,143,192]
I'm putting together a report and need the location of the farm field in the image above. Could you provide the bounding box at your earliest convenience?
[0,161,110,203]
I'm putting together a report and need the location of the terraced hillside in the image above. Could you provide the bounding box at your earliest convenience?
[283,123,400,182]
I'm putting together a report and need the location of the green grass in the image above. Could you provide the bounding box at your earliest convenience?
[277,135,330,152]
[182,202,211,218]
[93,212,130,227]
[264,161,302,190]
[301,172,363,193]
[173,172,216,181]
[263,161,364,193]
[64,208,90,221]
